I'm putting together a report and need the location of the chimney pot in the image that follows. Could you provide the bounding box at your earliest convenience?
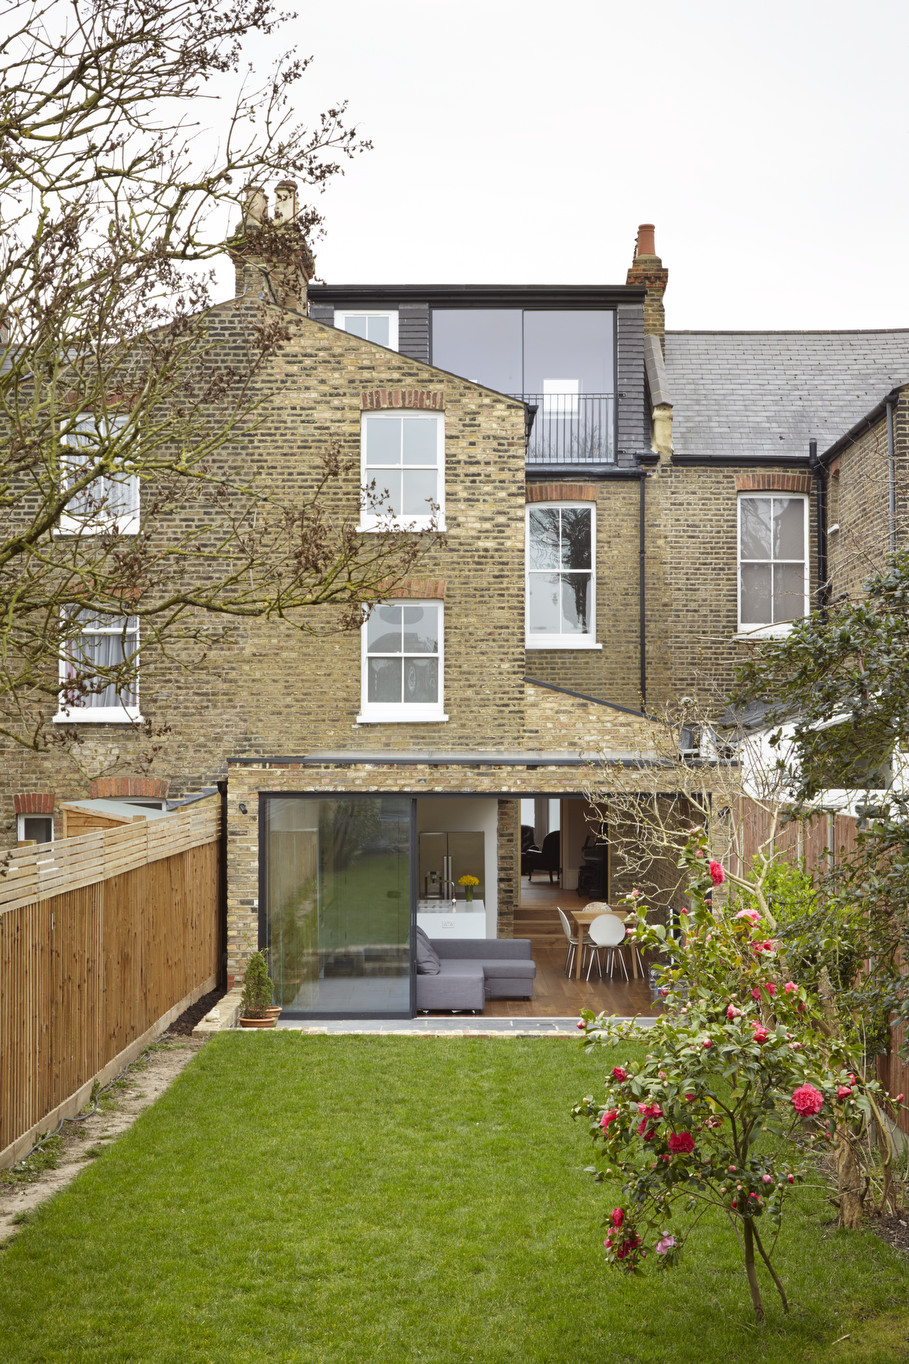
[242,184,268,228]
[274,180,298,225]
[636,223,656,257]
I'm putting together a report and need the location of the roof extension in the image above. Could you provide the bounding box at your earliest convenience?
[665,329,909,461]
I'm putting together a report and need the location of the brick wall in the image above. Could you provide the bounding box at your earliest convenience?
[827,390,909,599]
[0,299,529,841]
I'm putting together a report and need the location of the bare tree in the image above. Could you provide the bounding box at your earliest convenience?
[583,700,790,918]
[0,0,436,755]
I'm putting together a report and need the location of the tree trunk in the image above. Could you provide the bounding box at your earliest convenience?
[743,1219,765,1323]
[836,1130,865,1229]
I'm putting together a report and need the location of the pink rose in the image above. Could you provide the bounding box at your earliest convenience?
[708,860,725,886]
[655,1235,676,1254]
[750,988,761,1000]
[783,981,797,993]
[610,1207,624,1228]
[792,1084,824,1117]
[726,1004,741,1019]
[764,982,776,996]
[735,908,761,923]
[611,1067,627,1082]
[576,1019,585,1030]
[752,1026,770,1044]
[762,1173,772,1183]
[637,1119,657,1141]
[679,908,689,916]
[600,1109,618,1131]
[667,1132,695,1154]
[701,1038,712,1048]
[837,1086,853,1100]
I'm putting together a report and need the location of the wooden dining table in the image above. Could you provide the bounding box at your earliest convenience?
[569,904,640,981]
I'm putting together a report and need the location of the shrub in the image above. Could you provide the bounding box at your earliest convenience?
[240,951,274,1020]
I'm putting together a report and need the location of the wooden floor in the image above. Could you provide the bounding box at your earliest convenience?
[427,877,656,1020]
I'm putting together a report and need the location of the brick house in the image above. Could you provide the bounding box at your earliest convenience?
[7,203,909,1016]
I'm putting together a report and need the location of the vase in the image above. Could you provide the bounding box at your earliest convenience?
[465,887,473,902]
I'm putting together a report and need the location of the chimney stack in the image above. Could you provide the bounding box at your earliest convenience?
[232,181,314,311]
[626,223,668,355]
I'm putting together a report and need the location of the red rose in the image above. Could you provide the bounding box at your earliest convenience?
[667,1131,696,1154]
[610,1207,624,1228]
[611,1067,627,1082]
[708,860,725,886]
[837,1085,853,1100]
[752,1026,770,1044]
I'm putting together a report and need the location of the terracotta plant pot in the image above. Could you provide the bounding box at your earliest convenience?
[239,1015,277,1029]
[265,1006,281,1018]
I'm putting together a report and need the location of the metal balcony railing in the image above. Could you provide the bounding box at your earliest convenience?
[520,393,615,465]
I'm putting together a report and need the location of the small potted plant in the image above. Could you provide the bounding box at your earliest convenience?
[239,951,277,1028]
[458,873,480,902]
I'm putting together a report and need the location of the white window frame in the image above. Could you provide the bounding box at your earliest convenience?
[359,411,445,532]
[17,813,54,845]
[334,310,399,352]
[357,600,448,724]
[58,413,139,536]
[736,494,809,637]
[53,612,142,725]
[525,501,601,650]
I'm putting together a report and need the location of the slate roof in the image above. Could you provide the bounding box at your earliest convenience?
[664,330,909,460]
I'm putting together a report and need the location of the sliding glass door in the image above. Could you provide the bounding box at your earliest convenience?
[263,795,412,1017]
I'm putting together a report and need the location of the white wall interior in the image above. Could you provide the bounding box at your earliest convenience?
[416,797,500,936]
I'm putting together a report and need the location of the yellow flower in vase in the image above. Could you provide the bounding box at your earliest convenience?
[458,873,480,902]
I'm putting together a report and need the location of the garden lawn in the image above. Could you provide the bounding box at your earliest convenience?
[1,1034,908,1364]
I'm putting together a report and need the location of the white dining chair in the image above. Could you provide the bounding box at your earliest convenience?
[585,913,630,981]
[557,906,581,976]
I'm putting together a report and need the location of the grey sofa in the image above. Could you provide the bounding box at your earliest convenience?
[415,932,536,1012]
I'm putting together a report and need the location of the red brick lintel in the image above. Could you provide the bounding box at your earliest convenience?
[376,577,446,600]
[735,473,813,495]
[525,482,598,503]
[14,792,55,815]
[361,389,444,412]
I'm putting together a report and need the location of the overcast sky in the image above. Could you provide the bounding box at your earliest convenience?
[214,0,909,332]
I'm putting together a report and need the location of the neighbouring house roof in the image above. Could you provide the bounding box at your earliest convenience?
[665,329,909,461]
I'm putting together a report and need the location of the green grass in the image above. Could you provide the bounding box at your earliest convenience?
[0,1035,907,1363]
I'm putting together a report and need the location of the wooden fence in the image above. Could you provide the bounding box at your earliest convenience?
[734,797,909,1135]
[0,798,222,1166]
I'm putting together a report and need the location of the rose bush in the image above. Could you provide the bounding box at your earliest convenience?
[574,827,893,1322]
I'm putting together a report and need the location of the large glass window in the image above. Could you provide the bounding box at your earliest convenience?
[526,503,597,647]
[360,601,445,722]
[55,611,141,723]
[264,795,412,1017]
[738,495,808,631]
[431,309,615,462]
[360,412,443,529]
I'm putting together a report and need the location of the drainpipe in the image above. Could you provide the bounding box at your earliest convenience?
[639,475,647,711]
[808,439,829,615]
[886,396,897,556]
[216,779,228,990]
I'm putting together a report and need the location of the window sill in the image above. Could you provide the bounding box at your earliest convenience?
[525,638,603,650]
[356,710,449,725]
[733,626,795,641]
[53,708,143,725]
[357,521,445,535]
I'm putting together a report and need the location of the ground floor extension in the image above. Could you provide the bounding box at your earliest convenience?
[226,751,691,1022]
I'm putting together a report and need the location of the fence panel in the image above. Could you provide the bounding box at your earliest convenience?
[0,802,221,1162]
